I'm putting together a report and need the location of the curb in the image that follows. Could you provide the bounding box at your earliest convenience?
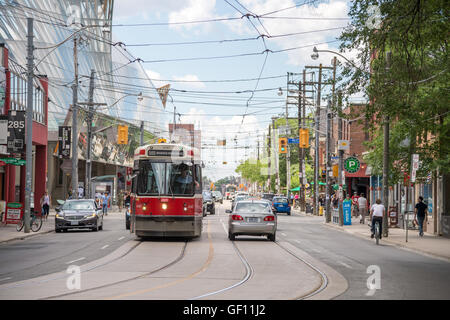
[0,228,55,245]
[322,221,450,263]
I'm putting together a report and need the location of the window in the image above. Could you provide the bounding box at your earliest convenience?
[235,202,270,213]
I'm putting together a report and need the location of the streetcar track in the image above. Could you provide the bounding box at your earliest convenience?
[188,203,329,300]
[41,240,188,300]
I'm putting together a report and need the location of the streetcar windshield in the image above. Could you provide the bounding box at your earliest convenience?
[137,161,198,196]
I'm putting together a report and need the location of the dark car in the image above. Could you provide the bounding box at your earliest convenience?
[272,196,291,215]
[55,199,104,232]
[203,191,215,215]
[212,191,223,204]
[262,193,275,201]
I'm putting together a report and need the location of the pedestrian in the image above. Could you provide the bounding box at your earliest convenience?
[124,191,131,209]
[294,193,299,207]
[357,193,368,224]
[102,192,110,216]
[351,192,359,217]
[332,193,338,208]
[40,191,51,220]
[414,196,428,237]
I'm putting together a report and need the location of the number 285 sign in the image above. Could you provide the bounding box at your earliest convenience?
[7,111,25,153]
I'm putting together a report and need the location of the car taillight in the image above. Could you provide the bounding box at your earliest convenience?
[232,215,243,221]
[264,216,275,221]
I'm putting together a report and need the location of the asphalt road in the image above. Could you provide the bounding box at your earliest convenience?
[0,210,133,285]
[275,212,450,299]
[0,200,449,300]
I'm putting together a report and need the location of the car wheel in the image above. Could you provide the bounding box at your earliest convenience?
[287,212,291,216]
[228,232,235,241]
[55,228,61,233]
[211,208,215,215]
[268,233,276,242]
[92,223,98,232]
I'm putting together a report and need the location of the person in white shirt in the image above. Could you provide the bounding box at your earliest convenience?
[357,193,368,224]
[370,199,385,238]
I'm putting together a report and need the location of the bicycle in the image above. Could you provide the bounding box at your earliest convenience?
[16,210,43,232]
[368,220,381,245]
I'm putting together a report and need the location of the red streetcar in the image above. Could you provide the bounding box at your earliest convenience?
[130,143,204,238]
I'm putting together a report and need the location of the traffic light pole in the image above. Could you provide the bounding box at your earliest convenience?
[285,74,291,198]
[314,64,323,215]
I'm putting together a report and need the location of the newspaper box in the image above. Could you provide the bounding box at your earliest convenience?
[389,206,398,227]
[6,202,23,224]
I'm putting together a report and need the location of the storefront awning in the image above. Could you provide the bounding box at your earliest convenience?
[345,163,370,178]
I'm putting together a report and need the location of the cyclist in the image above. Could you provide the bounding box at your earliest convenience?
[370,198,384,239]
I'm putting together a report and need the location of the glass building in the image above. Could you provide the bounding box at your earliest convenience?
[0,0,169,203]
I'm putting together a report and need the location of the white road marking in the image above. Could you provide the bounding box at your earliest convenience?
[311,248,322,253]
[101,245,109,250]
[281,233,287,236]
[295,239,302,244]
[0,277,12,282]
[118,236,125,240]
[66,257,86,264]
[338,261,353,269]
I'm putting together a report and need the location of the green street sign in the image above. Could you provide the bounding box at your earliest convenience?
[7,202,22,208]
[0,158,26,166]
[344,157,360,173]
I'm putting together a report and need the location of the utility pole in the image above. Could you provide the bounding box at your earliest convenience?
[268,123,271,191]
[382,51,392,237]
[71,37,79,200]
[140,121,144,146]
[85,70,94,199]
[338,91,344,226]
[285,73,291,198]
[78,70,106,199]
[24,17,34,233]
[325,99,332,223]
[314,64,323,215]
[300,70,306,212]
[326,57,337,223]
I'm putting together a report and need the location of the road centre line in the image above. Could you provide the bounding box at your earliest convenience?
[118,236,125,240]
[0,277,12,282]
[101,245,109,250]
[66,257,86,264]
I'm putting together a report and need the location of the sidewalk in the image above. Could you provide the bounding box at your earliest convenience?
[0,206,122,244]
[293,208,450,262]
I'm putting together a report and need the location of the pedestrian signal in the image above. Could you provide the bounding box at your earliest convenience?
[117,125,128,144]
[279,137,287,154]
[299,129,309,148]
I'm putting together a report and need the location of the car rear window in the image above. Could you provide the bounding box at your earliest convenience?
[235,202,270,213]
[273,198,288,203]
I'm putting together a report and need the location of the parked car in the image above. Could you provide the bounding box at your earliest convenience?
[226,200,277,241]
[203,191,215,215]
[212,191,223,204]
[55,199,104,232]
[231,194,249,211]
[272,196,291,215]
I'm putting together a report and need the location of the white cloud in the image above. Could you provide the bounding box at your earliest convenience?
[114,0,180,20]
[145,69,169,88]
[168,0,218,34]
[172,74,206,89]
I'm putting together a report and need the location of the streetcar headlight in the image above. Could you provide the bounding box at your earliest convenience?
[183,207,188,211]
[142,205,147,211]
[162,203,168,210]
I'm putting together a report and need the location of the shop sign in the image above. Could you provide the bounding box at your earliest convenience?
[344,157,360,173]
[0,157,26,166]
[58,126,71,159]
[6,202,23,224]
[7,111,25,153]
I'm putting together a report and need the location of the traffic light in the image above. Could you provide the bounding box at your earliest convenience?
[279,137,287,154]
[117,125,128,144]
[299,128,309,148]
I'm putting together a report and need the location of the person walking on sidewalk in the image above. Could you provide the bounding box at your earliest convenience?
[370,199,385,239]
[358,193,368,224]
[102,192,110,216]
[414,196,428,237]
[40,191,51,220]
[351,192,359,217]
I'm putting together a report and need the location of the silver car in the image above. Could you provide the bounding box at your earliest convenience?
[226,200,277,241]
[55,199,104,232]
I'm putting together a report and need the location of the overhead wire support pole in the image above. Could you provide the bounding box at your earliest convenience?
[314,64,323,215]
[338,91,344,226]
[286,72,291,198]
[301,69,306,212]
[24,17,34,233]
[86,69,94,199]
[325,99,332,223]
[382,51,392,237]
[71,36,79,200]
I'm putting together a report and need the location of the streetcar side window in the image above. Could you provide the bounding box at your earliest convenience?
[195,164,202,194]
[137,162,165,195]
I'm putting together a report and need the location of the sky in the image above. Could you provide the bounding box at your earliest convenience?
[111,0,363,181]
